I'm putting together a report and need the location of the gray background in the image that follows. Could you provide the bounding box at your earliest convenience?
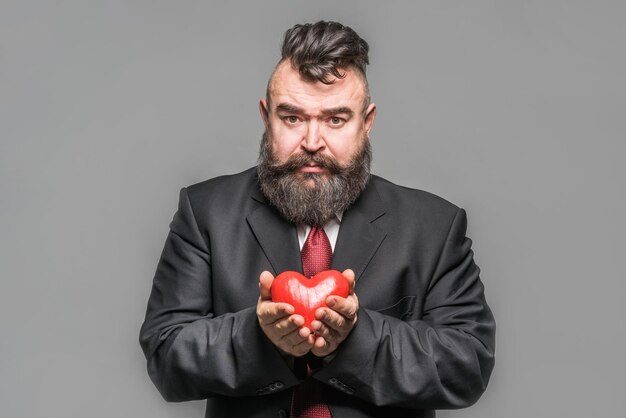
[1,1,624,417]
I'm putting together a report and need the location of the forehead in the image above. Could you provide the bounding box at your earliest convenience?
[268,61,366,112]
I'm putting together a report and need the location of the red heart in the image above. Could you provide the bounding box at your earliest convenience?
[271,270,350,329]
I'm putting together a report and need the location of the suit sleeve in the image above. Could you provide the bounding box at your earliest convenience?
[314,208,496,409]
[139,188,299,401]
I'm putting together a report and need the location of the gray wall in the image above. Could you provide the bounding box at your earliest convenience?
[1,1,624,417]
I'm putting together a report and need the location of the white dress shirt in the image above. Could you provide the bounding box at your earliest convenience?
[296,214,343,252]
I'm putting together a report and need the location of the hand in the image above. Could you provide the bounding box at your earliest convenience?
[256,271,315,357]
[310,269,359,357]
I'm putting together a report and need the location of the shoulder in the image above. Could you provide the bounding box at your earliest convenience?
[367,174,466,238]
[186,167,257,195]
[370,174,460,215]
[183,167,258,205]
[185,167,257,199]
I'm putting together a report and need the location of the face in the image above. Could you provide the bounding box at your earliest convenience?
[260,61,376,183]
[256,61,376,226]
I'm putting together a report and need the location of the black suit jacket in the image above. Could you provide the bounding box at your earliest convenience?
[140,167,495,418]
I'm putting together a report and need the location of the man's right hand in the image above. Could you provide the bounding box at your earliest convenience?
[257,271,315,357]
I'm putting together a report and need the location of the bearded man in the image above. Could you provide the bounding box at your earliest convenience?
[140,21,495,418]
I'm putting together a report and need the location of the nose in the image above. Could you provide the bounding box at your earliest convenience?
[301,120,325,153]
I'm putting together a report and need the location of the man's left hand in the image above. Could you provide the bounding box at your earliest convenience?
[310,269,359,357]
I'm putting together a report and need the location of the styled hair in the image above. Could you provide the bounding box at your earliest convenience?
[280,21,370,84]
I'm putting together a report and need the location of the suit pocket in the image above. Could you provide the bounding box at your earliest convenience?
[375,296,417,320]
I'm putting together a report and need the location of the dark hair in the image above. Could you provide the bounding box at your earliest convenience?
[280,21,370,85]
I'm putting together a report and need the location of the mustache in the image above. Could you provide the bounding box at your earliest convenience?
[269,151,343,175]
[257,131,372,226]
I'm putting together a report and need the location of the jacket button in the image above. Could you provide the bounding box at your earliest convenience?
[345,388,354,395]
[275,381,284,389]
[329,378,338,384]
[277,409,287,418]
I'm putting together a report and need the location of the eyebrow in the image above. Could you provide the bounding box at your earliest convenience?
[320,107,354,118]
[275,103,303,114]
[275,103,354,118]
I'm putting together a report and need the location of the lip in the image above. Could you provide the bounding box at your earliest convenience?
[300,164,325,173]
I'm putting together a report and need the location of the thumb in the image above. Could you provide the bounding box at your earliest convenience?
[342,269,356,293]
[259,271,275,300]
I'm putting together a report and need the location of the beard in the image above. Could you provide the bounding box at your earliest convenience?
[256,131,372,226]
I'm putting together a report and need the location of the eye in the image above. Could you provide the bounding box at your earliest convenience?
[284,115,299,124]
[329,117,345,126]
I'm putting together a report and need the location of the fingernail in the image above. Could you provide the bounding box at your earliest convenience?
[327,298,335,307]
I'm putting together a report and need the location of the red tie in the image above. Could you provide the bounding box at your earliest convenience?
[291,225,333,418]
[301,225,333,278]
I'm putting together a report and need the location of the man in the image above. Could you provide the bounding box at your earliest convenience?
[140,21,495,418]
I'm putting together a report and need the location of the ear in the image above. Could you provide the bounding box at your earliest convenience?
[363,103,376,135]
[259,99,270,128]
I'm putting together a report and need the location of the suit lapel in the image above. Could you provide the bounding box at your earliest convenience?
[332,180,388,282]
[247,188,302,276]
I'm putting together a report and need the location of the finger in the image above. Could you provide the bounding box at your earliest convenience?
[310,319,322,333]
[315,307,346,331]
[297,324,312,339]
[259,271,275,300]
[258,301,294,324]
[314,335,329,350]
[291,336,314,357]
[311,319,334,340]
[273,314,304,335]
[313,309,339,328]
[342,269,355,293]
[326,295,358,320]
[280,324,311,347]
